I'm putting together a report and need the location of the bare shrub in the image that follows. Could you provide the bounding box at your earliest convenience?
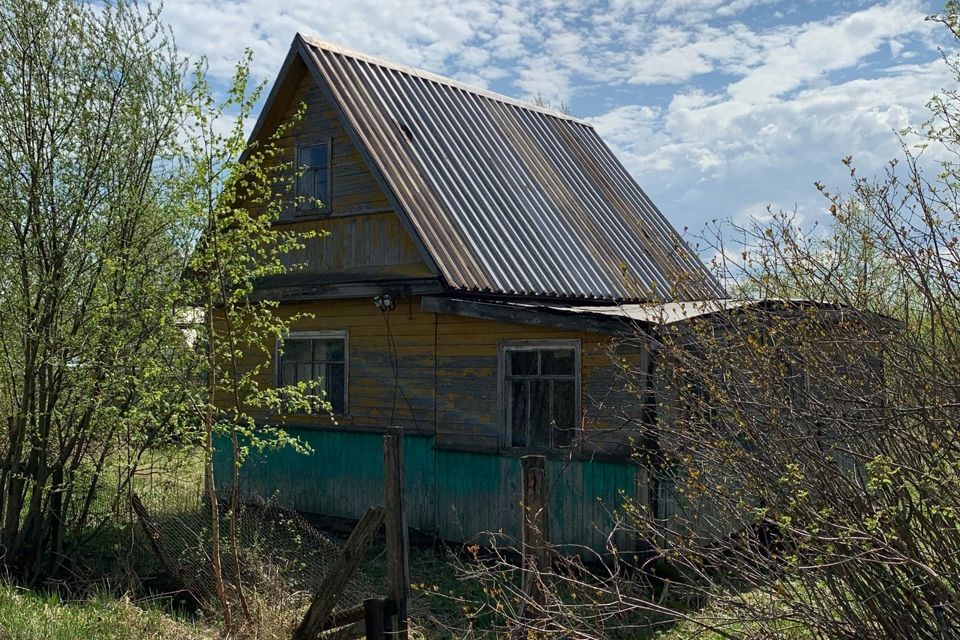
[454,6,960,639]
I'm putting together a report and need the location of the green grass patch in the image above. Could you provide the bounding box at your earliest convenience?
[0,583,214,640]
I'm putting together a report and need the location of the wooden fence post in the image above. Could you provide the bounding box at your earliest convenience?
[363,598,387,640]
[383,426,410,640]
[521,455,549,606]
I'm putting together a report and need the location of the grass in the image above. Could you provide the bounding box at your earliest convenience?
[56,445,483,638]
[0,449,218,639]
[652,617,813,640]
[0,583,214,640]
[4,446,803,639]
[355,537,488,638]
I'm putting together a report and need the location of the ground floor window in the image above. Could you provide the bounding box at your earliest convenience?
[500,340,580,450]
[277,331,347,414]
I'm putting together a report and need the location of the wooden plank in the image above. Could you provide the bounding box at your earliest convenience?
[292,505,385,640]
[433,431,499,453]
[130,493,180,589]
[383,427,410,640]
[321,605,366,632]
[521,455,550,607]
[318,620,365,640]
[423,296,634,336]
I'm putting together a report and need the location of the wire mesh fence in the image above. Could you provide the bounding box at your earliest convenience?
[130,491,386,632]
[70,449,385,634]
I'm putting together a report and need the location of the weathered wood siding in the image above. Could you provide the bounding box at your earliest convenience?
[434,312,646,454]
[252,296,646,453]
[260,297,436,432]
[260,61,428,277]
[215,430,641,553]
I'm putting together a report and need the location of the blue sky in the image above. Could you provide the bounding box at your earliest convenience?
[163,0,952,251]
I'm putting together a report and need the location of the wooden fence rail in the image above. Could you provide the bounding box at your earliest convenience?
[292,506,385,640]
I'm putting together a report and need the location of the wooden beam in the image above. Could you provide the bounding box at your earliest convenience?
[131,493,179,590]
[421,295,635,335]
[252,278,443,303]
[318,620,366,640]
[383,427,410,640]
[292,505,385,640]
[521,455,550,607]
[320,605,366,632]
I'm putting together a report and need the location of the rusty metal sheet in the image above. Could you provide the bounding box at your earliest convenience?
[298,35,726,302]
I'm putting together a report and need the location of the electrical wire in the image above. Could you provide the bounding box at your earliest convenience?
[382,306,419,430]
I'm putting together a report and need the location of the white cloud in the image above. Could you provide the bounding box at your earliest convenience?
[595,56,951,231]
[155,0,952,251]
[727,0,935,101]
[161,0,513,83]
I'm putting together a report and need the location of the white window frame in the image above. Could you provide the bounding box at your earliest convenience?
[295,139,332,215]
[498,339,581,450]
[276,330,349,414]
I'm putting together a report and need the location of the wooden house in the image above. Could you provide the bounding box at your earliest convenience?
[215,35,734,551]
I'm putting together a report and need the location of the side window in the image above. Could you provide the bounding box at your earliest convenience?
[278,331,347,414]
[502,341,579,450]
[297,142,330,213]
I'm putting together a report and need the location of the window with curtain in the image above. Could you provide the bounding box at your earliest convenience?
[502,341,579,449]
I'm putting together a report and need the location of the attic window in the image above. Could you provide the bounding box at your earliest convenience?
[297,142,331,213]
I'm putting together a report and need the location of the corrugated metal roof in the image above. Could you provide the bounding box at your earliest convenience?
[297,35,726,302]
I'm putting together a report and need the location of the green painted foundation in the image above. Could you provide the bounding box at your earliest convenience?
[214,428,640,553]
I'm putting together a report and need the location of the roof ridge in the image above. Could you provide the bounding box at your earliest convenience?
[297,34,592,127]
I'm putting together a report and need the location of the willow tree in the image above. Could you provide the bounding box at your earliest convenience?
[0,0,191,578]
[174,50,330,627]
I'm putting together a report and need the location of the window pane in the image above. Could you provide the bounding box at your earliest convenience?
[509,350,538,376]
[312,362,326,390]
[530,380,551,448]
[541,349,574,375]
[283,339,312,363]
[327,363,345,413]
[314,338,344,362]
[301,144,328,168]
[280,364,297,386]
[552,380,576,447]
[298,170,313,198]
[510,380,527,447]
[298,144,328,207]
[315,174,329,205]
[296,363,312,384]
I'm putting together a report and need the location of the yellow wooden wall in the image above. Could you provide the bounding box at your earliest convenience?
[236,61,647,455]
[254,296,646,455]
[261,61,428,277]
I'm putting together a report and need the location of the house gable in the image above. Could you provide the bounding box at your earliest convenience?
[248,36,725,303]
[247,50,439,298]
